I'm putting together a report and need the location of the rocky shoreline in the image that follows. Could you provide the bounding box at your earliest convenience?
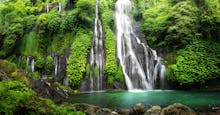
[72,103,220,115]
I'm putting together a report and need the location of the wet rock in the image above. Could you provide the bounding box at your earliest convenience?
[32,79,68,103]
[146,106,162,115]
[73,103,99,115]
[118,108,130,115]
[133,103,145,114]
[112,111,119,115]
[96,108,116,115]
[73,103,117,115]
[161,103,197,115]
[113,81,124,89]
[0,69,10,80]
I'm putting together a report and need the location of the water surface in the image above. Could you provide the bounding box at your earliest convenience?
[67,90,220,110]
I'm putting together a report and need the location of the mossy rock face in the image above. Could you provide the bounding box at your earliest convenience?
[0,69,10,80]
[0,60,29,83]
[164,51,177,66]
[0,60,16,74]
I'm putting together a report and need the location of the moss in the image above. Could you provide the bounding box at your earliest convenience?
[0,60,16,74]
[93,65,98,77]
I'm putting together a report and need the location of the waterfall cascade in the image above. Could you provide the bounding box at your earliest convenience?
[46,5,49,13]
[87,0,105,91]
[115,0,165,90]
[45,2,62,14]
[26,56,35,72]
[52,50,69,86]
[58,2,62,14]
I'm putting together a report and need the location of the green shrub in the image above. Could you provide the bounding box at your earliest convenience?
[0,60,16,74]
[165,1,199,48]
[93,66,98,77]
[0,80,84,114]
[103,28,118,85]
[45,56,53,73]
[0,80,34,114]
[36,55,44,69]
[141,0,170,47]
[67,30,92,88]
[85,64,90,78]
[167,38,220,85]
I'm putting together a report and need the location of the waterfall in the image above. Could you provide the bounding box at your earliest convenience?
[58,2,62,14]
[26,56,30,72]
[160,65,166,89]
[52,51,69,86]
[26,56,35,72]
[88,0,105,91]
[53,55,59,81]
[31,58,35,72]
[115,0,165,90]
[46,5,49,13]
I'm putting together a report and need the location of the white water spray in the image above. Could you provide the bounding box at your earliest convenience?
[115,0,165,90]
[89,0,105,91]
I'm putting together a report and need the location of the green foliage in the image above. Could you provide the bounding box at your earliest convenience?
[67,31,92,88]
[100,0,124,86]
[104,28,118,85]
[165,1,199,48]
[141,0,170,47]
[0,80,34,114]
[0,0,28,56]
[93,66,98,77]
[0,80,84,114]
[99,0,115,29]
[21,32,38,56]
[73,0,95,29]
[23,15,37,32]
[199,0,220,40]
[50,33,73,54]
[36,55,44,69]
[47,12,61,33]
[45,56,53,73]
[0,60,16,74]
[167,38,220,85]
[85,64,90,78]
[115,65,124,82]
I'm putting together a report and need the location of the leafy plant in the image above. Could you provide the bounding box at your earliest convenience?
[167,38,220,85]
[67,31,92,88]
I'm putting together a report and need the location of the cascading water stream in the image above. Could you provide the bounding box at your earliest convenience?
[31,58,35,72]
[88,0,105,91]
[115,0,165,90]
[46,5,49,13]
[26,56,35,72]
[58,2,62,14]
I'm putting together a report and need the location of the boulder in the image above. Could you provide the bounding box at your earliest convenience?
[133,103,145,114]
[160,103,197,115]
[118,108,130,115]
[73,103,117,115]
[96,108,117,115]
[146,106,162,115]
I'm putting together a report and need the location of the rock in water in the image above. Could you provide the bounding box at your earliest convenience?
[161,103,197,115]
[73,103,117,115]
[133,103,145,114]
[146,106,162,115]
[118,108,130,115]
